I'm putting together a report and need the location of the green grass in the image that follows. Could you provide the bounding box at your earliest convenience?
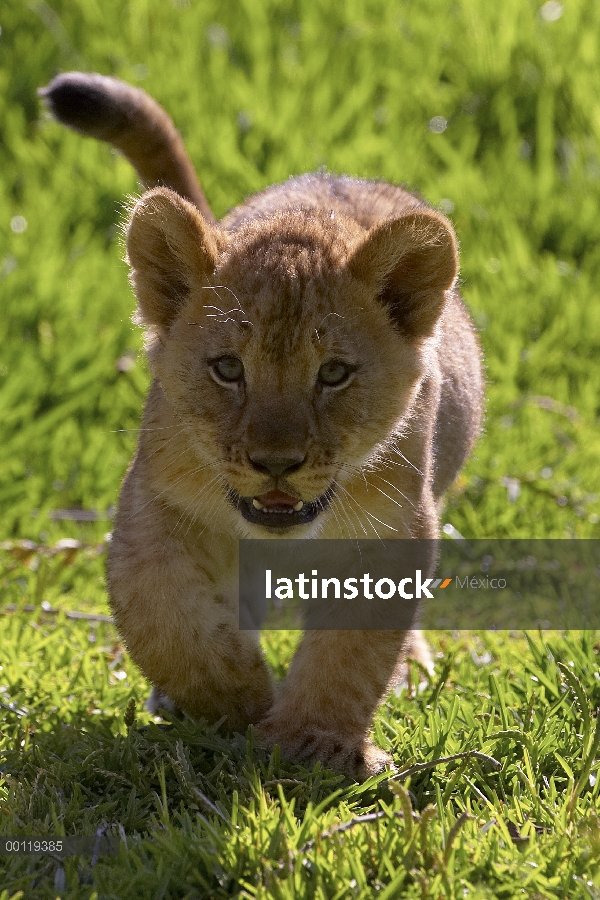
[1,0,600,896]
[1,618,599,898]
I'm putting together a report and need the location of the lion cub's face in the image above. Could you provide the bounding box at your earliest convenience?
[126,190,458,534]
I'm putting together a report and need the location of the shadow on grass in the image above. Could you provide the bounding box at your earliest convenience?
[2,705,397,897]
[2,705,361,832]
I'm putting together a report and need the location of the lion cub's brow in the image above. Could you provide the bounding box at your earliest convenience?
[190,285,358,367]
[212,228,368,361]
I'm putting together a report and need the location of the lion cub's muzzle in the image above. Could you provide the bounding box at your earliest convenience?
[227,451,334,529]
[230,486,335,529]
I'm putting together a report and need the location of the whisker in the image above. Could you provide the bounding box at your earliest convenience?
[109,425,182,434]
[316,311,345,331]
[314,311,365,344]
[199,285,254,328]
[335,483,379,538]
[187,475,230,542]
[334,489,367,537]
[362,482,404,511]
[336,460,410,510]
[327,497,348,538]
[331,495,358,540]
[169,473,223,539]
[335,483,398,537]
[368,472,415,509]
[141,428,188,464]
[389,446,424,477]
[125,461,221,525]
[336,461,373,494]
[178,477,226,541]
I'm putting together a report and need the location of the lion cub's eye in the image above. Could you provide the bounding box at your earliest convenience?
[317,359,355,388]
[209,356,244,385]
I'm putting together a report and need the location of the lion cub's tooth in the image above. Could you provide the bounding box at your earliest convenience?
[252,498,263,510]
[293,501,304,512]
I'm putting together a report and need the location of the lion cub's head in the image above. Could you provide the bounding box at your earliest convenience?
[126,188,458,535]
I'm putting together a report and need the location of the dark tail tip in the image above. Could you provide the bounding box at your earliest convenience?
[39,72,130,138]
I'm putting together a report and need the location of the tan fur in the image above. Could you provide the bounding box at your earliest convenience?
[42,73,483,779]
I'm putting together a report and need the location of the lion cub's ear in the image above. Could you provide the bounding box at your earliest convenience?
[349,208,458,338]
[126,187,225,330]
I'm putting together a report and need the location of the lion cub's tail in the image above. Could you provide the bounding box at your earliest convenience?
[39,72,215,223]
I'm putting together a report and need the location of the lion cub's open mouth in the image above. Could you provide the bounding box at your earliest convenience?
[232,488,333,529]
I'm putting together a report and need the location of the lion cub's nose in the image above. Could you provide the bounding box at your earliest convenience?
[248,454,306,477]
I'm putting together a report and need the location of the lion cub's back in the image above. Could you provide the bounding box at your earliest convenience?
[221,173,423,231]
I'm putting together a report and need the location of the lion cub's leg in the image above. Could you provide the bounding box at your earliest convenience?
[109,543,274,730]
[407,630,434,674]
[108,480,274,731]
[111,564,274,730]
[258,630,408,779]
[386,630,435,692]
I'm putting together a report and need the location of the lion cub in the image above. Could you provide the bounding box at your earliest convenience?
[41,72,483,779]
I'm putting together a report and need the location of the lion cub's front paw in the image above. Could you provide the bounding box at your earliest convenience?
[257,721,394,780]
[146,685,179,716]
